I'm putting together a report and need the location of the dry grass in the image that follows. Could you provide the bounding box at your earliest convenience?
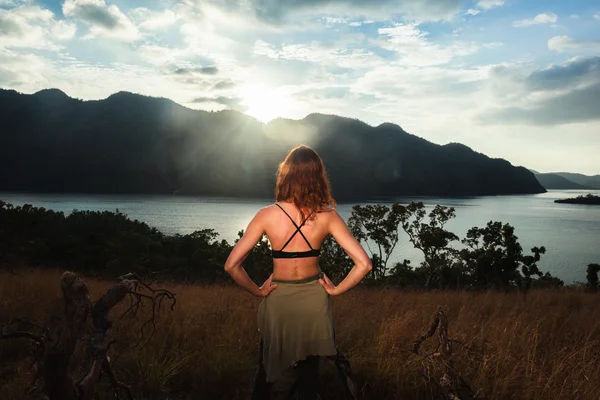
[1,269,599,400]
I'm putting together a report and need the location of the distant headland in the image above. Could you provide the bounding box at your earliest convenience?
[555,194,600,205]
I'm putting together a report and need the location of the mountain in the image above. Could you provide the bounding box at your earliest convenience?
[534,173,590,190]
[0,88,545,199]
[552,173,600,190]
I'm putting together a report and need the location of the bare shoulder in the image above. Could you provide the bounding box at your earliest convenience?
[256,203,287,221]
[316,206,341,224]
[257,204,277,217]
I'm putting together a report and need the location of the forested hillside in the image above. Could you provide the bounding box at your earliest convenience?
[0,89,545,199]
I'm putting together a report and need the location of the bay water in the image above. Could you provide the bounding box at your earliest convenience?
[2,189,599,283]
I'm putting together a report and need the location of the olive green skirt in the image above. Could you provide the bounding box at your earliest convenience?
[257,273,337,383]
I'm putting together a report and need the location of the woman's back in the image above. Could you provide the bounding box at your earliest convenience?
[263,202,333,281]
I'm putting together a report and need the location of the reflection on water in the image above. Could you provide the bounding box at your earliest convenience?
[2,190,599,283]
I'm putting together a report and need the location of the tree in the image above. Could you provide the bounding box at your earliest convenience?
[460,222,522,290]
[460,221,549,291]
[398,203,459,289]
[235,230,272,283]
[319,234,354,283]
[386,259,428,288]
[586,263,600,292]
[347,203,404,280]
[520,246,546,296]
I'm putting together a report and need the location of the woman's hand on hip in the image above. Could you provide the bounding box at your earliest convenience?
[256,274,278,297]
[318,273,339,296]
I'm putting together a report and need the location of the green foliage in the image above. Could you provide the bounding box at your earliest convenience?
[460,222,554,291]
[555,194,600,204]
[531,271,565,289]
[386,260,428,288]
[234,230,272,283]
[0,201,232,282]
[397,202,460,288]
[520,246,547,293]
[347,203,404,279]
[319,234,353,282]
[0,200,566,290]
[586,263,600,292]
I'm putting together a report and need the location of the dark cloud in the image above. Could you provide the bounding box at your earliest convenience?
[62,0,137,39]
[479,82,600,126]
[192,95,245,110]
[202,0,461,23]
[0,15,23,36]
[213,80,235,90]
[199,66,218,75]
[69,3,120,29]
[527,56,600,91]
[173,66,219,75]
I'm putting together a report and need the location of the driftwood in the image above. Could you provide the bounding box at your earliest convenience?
[412,306,482,400]
[0,271,176,400]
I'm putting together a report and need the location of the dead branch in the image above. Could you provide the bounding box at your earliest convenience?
[0,271,176,400]
[114,273,176,347]
[412,306,482,400]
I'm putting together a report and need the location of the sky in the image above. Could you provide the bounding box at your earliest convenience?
[1,0,599,175]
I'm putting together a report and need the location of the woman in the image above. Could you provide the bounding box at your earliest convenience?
[224,145,372,399]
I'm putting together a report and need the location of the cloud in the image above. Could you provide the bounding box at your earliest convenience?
[513,13,558,27]
[182,0,461,23]
[346,19,375,27]
[548,35,600,52]
[526,57,600,91]
[52,20,77,40]
[173,66,219,75]
[192,95,244,110]
[130,8,176,31]
[138,44,183,66]
[478,57,600,126]
[0,14,22,35]
[213,80,235,90]
[253,39,381,69]
[0,47,47,89]
[594,13,600,21]
[0,5,75,49]
[479,82,600,125]
[323,16,347,25]
[353,64,485,101]
[374,23,480,66]
[475,0,504,10]
[464,0,503,16]
[62,0,139,41]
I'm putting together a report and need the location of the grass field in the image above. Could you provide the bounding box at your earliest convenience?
[1,269,599,399]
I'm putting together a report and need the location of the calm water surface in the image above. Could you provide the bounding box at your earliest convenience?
[2,190,599,283]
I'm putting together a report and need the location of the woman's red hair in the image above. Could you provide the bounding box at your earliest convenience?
[275,145,335,219]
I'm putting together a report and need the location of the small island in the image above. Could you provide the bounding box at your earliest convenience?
[555,194,600,205]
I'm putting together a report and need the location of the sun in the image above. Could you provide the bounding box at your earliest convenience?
[239,84,294,123]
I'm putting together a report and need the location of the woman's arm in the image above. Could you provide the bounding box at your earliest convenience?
[224,208,278,297]
[319,210,372,295]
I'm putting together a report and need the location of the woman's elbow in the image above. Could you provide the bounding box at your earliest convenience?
[361,259,373,273]
[224,261,236,273]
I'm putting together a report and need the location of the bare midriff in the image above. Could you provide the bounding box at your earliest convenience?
[272,259,321,281]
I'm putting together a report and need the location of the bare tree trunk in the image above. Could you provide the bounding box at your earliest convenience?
[1,271,175,400]
[43,271,90,400]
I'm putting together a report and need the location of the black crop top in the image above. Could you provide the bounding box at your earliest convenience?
[271,204,321,259]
